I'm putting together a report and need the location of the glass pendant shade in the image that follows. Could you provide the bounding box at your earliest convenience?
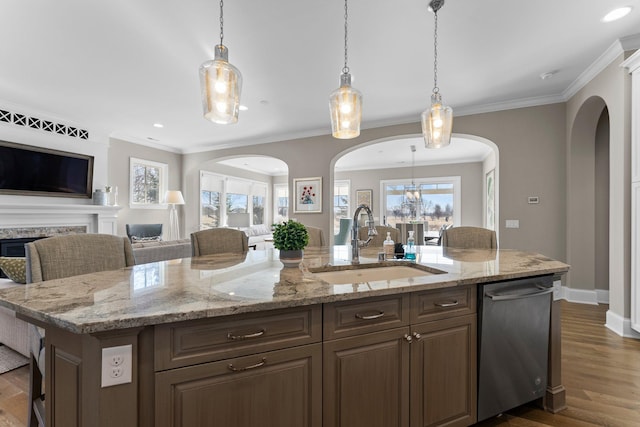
[422,93,453,148]
[200,45,242,124]
[329,73,362,139]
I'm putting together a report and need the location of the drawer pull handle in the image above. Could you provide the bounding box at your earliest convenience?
[434,300,459,308]
[228,358,267,372]
[227,329,266,341]
[355,311,385,320]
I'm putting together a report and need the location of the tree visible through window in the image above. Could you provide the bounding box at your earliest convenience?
[382,177,459,232]
[130,158,168,209]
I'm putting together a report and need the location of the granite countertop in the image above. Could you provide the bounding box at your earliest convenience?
[0,246,569,334]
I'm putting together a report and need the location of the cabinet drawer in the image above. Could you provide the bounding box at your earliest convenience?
[324,294,410,340]
[155,305,322,371]
[411,285,476,323]
[155,343,322,427]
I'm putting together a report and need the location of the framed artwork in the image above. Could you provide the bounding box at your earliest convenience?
[356,189,373,207]
[293,177,322,213]
[486,169,495,230]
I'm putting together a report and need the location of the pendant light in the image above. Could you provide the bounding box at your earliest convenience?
[329,0,362,139]
[422,0,452,148]
[199,0,242,124]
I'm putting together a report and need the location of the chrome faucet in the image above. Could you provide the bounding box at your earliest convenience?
[351,204,377,264]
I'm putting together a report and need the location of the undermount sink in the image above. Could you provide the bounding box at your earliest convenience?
[310,264,444,285]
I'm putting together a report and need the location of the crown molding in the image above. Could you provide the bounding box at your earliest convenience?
[563,34,640,100]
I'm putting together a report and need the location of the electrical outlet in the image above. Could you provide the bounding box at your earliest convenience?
[101,345,132,387]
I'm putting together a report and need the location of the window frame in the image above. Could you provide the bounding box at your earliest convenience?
[379,176,461,227]
[129,157,168,210]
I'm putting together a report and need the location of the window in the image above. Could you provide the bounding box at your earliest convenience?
[273,183,289,222]
[200,171,269,230]
[334,180,350,234]
[381,176,460,232]
[253,195,265,225]
[130,158,168,209]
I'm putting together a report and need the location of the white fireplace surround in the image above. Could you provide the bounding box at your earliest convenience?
[0,203,121,236]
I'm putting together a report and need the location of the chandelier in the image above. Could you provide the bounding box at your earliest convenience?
[402,145,422,220]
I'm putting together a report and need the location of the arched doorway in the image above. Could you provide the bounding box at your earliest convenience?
[329,133,499,244]
[567,96,610,302]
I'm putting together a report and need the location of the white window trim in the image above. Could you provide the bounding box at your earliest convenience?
[379,176,461,226]
[199,171,270,229]
[129,157,168,210]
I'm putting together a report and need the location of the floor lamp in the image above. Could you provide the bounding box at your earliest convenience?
[165,190,185,241]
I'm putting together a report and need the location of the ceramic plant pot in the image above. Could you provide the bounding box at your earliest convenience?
[279,249,303,268]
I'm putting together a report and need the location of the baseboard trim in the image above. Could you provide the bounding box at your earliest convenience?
[560,286,599,305]
[605,309,640,338]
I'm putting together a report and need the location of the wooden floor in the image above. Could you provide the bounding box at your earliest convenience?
[0,301,639,427]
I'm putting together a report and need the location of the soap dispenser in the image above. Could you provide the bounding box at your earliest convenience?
[405,230,416,260]
[383,232,395,259]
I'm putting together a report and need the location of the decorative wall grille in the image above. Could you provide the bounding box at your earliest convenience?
[0,108,89,140]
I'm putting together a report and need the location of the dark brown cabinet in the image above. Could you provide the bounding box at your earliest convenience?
[323,327,411,427]
[155,343,322,427]
[410,315,477,427]
[323,286,477,427]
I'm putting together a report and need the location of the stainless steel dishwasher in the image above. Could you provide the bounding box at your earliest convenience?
[477,275,554,422]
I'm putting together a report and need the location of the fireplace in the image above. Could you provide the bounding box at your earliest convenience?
[0,237,47,278]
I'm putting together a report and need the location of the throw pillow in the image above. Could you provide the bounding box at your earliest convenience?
[131,236,162,243]
[0,257,27,284]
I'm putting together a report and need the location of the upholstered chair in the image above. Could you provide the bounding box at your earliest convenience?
[441,226,498,249]
[125,223,163,242]
[334,218,353,245]
[190,228,249,256]
[358,225,400,247]
[305,226,326,247]
[24,234,136,427]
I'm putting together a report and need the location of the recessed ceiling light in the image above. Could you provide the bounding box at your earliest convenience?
[602,6,632,22]
[153,123,164,128]
[239,105,249,111]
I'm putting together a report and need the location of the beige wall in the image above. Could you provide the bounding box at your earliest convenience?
[566,51,633,317]
[595,108,610,291]
[108,138,183,238]
[454,104,567,260]
[183,105,567,261]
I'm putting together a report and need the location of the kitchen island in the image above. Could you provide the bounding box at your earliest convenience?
[0,246,569,427]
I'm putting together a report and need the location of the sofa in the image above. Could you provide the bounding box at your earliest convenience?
[242,224,273,250]
[130,238,192,264]
[0,238,194,357]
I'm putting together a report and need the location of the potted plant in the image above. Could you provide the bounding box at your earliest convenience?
[272,220,309,268]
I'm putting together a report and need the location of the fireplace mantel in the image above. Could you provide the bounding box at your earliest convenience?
[0,203,122,235]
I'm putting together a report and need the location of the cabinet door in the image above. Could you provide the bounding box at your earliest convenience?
[155,343,321,427]
[323,327,410,427]
[410,315,477,427]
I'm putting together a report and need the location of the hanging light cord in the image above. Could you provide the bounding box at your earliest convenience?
[219,0,224,47]
[432,9,439,94]
[343,0,349,75]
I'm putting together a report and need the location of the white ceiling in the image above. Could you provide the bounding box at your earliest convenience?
[1,0,640,156]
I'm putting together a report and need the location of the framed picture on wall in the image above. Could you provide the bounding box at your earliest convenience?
[486,169,495,230]
[356,189,373,207]
[293,177,322,213]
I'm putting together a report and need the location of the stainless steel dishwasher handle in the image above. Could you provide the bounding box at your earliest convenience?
[485,286,553,301]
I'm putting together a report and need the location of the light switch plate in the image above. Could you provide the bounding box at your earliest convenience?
[505,219,520,228]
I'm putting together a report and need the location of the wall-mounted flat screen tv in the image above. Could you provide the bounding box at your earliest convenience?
[0,140,94,198]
